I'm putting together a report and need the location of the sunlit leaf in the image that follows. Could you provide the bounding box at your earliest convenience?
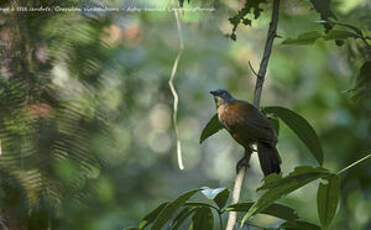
[317,175,340,230]
[227,202,298,221]
[151,189,201,230]
[263,106,324,165]
[191,207,214,230]
[200,187,229,209]
[241,166,330,226]
[333,22,363,36]
[199,114,223,144]
[323,30,359,40]
[201,187,224,200]
[282,31,322,45]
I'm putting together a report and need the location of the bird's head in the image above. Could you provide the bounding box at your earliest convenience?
[210,89,235,107]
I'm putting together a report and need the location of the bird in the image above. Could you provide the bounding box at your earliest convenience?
[210,89,281,176]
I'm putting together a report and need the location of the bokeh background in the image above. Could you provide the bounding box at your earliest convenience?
[0,0,370,229]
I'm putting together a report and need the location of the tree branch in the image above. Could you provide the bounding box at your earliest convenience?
[225,0,281,229]
[253,0,280,108]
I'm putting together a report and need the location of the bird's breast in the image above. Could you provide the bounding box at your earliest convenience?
[217,104,228,123]
[217,104,234,131]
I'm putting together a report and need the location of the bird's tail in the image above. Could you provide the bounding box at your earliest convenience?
[257,142,281,176]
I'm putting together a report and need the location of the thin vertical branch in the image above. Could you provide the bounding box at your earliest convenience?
[169,8,185,170]
[253,0,281,108]
[226,0,281,229]
[225,167,247,230]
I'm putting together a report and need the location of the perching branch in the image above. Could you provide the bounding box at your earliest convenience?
[225,0,281,229]
[169,8,185,170]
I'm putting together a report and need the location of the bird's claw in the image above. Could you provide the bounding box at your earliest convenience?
[236,154,251,174]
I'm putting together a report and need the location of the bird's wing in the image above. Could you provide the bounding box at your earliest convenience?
[221,100,277,143]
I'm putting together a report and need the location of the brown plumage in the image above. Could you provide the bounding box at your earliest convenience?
[210,89,281,176]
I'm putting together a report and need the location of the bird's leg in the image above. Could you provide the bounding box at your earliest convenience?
[236,146,253,174]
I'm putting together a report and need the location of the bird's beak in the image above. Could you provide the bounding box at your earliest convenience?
[209,90,217,96]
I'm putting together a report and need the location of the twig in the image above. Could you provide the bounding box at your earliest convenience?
[253,0,280,108]
[337,153,371,175]
[248,61,259,78]
[225,0,281,229]
[169,7,185,170]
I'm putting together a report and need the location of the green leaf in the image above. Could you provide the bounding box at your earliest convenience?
[263,106,324,165]
[280,220,321,230]
[317,175,340,230]
[214,188,230,209]
[228,0,268,40]
[200,187,229,209]
[282,30,359,46]
[199,114,223,144]
[241,166,330,226]
[191,207,214,230]
[201,187,225,200]
[151,189,202,230]
[227,202,298,221]
[282,32,322,45]
[266,114,280,135]
[185,202,217,210]
[139,202,169,229]
[323,30,359,40]
[333,22,363,36]
[359,62,371,85]
[351,62,371,100]
[125,227,140,230]
[171,207,198,230]
[309,0,337,22]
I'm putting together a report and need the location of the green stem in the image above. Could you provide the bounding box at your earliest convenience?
[337,154,371,175]
[218,213,224,230]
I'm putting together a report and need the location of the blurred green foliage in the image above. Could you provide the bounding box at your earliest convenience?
[0,0,370,229]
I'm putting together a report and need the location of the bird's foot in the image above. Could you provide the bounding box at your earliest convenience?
[236,154,251,174]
